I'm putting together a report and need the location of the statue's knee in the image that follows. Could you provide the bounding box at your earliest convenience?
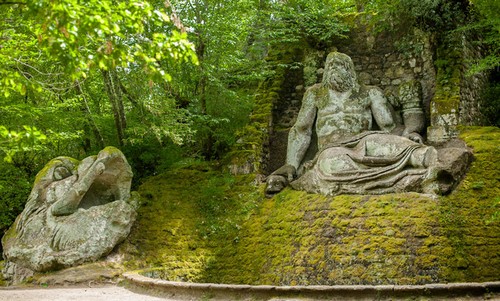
[410,146,437,168]
[319,154,357,174]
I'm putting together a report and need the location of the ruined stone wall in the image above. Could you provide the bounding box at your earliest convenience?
[427,32,489,143]
[225,46,303,176]
[265,28,438,172]
[459,34,489,126]
[336,28,436,123]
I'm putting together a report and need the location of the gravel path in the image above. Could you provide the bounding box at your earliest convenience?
[2,284,500,301]
[0,286,173,301]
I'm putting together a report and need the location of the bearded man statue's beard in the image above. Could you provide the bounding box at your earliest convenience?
[322,53,357,93]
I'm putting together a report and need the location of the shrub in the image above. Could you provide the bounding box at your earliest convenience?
[0,162,31,252]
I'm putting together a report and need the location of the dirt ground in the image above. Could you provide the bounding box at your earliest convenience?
[0,286,173,301]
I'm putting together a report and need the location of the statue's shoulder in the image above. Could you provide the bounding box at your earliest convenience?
[305,83,324,92]
[357,84,385,100]
[304,83,328,98]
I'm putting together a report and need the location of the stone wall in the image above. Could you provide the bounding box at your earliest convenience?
[336,28,436,124]
[224,46,303,175]
[427,41,462,144]
[427,33,489,143]
[459,34,489,126]
[265,28,438,172]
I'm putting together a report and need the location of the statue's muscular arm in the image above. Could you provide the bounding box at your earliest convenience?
[50,161,105,216]
[368,87,397,133]
[265,88,317,196]
[286,88,318,169]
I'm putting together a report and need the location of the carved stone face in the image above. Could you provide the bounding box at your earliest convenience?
[33,154,131,212]
[322,52,357,92]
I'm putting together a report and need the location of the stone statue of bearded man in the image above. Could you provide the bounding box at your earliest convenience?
[265,52,471,197]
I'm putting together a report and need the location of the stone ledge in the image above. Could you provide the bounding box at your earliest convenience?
[122,271,500,300]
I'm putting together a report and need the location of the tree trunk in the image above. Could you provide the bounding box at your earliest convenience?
[195,32,213,159]
[75,80,105,151]
[101,69,126,146]
[196,34,207,114]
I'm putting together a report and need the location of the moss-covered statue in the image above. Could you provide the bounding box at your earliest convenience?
[265,52,471,197]
[2,147,137,283]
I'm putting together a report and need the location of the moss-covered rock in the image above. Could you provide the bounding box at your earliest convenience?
[123,127,500,285]
[122,161,264,282]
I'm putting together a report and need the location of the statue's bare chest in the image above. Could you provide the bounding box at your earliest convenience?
[315,90,372,136]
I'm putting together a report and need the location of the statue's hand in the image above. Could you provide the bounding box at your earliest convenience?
[272,164,297,182]
[265,174,288,198]
[404,132,424,144]
[264,165,296,197]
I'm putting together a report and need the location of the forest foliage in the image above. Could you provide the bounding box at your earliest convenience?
[0,0,499,237]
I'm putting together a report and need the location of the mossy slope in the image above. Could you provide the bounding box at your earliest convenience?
[123,127,500,285]
[438,126,500,281]
[122,163,263,282]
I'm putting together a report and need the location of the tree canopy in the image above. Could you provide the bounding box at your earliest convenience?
[0,0,499,238]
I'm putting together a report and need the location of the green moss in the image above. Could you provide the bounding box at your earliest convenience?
[430,45,462,122]
[437,126,500,282]
[432,93,460,116]
[124,127,500,285]
[0,261,5,286]
[121,164,264,282]
[2,218,19,246]
[33,156,79,184]
[126,173,444,285]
